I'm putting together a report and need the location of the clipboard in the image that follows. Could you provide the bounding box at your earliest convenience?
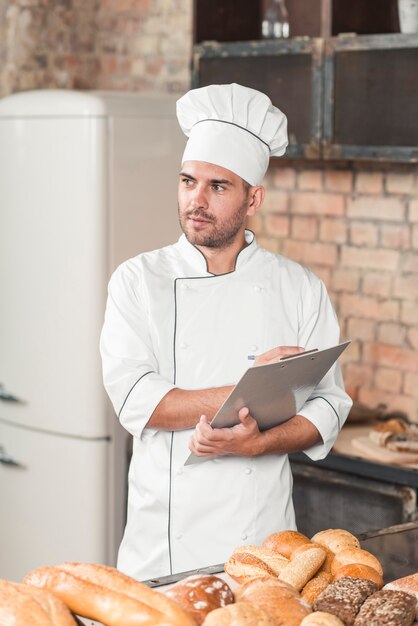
[185,340,350,466]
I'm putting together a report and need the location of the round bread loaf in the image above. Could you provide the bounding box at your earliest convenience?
[232,545,289,575]
[224,553,276,584]
[165,575,234,625]
[300,611,345,625]
[330,547,383,577]
[235,577,311,626]
[262,530,310,559]
[301,571,333,606]
[202,600,276,626]
[310,529,360,554]
[333,563,383,588]
[235,576,300,602]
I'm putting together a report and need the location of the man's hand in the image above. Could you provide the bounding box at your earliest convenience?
[188,407,262,458]
[254,345,305,366]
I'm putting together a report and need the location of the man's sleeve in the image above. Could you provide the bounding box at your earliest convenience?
[100,263,176,438]
[296,274,353,460]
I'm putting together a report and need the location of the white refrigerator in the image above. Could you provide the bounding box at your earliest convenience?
[0,89,184,582]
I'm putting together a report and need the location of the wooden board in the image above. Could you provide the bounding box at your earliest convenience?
[351,436,418,467]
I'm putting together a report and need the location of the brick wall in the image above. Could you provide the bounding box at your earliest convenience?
[0,0,192,97]
[248,162,418,422]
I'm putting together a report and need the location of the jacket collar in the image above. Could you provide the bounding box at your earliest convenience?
[176,230,257,275]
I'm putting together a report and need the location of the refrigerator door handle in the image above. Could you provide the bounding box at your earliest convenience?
[0,384,23,403]
[0,446,26,469]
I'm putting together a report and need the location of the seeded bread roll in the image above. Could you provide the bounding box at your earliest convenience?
[202,601,276,626]
[313,576,379,625]
[165,575,234,625]
[310,529,360,554]
[353,589,416,626]
[300,612,345,626]
[301,571,333,606]
[384,573,418,618]
[235,577,311,626]
[224,553,277,584]
[333,563,383,588]
[232,545,289,575]
[330,547,383,577]
[279,544,326,592]
[0,580,77,626]
[262,531,310,559]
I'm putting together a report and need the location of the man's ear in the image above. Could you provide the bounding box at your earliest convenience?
[246,186,265,217]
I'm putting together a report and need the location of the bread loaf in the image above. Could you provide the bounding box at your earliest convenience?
[24,563,196,626]
[333,563,383,588]
[235,576,300,601]
[224,552,277,584]
[165,575,233,625]
[300,612,345,626]
[384,573,418,618]
[232,545,289,575]
[202,601,276,626]
[262,530,310,559]
[310,529,360,554]
[301,571,333,606]
[353,589,416,626]
[330,547,383,577]
[235,577,311,626]
[279,544,326,592]
[313,576,379,625]
[0,579,77,626]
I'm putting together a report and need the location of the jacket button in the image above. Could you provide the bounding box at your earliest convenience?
[245,467,252,475]
[254,285,262,292]
[179,342,188,349]
[249,345,258,352]
[175,533,182,540]
[241,534,248,540]
[176,468,183,476]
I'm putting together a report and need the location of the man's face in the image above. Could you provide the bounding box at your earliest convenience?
[178,160,250,249]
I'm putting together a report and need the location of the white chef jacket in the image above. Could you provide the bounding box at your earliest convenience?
[100,230,352,581]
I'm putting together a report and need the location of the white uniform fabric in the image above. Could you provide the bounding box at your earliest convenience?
[177,83,288,185]
[100,231,352,581]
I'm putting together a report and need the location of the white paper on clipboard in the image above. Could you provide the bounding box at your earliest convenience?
[185,340,350,466]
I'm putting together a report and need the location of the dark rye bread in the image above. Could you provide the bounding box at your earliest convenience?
[353,589,416,626]
[313,577,379,625]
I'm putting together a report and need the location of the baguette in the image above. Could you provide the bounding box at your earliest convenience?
[301,571,333,606]
[57,562,195,625]
[24,564,195,626]
[0,579,77,626]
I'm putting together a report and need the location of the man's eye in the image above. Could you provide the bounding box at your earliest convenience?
[213,184,225,192]
[182,178,192,185]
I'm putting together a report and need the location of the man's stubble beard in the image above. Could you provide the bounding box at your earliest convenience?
[178,196,250,249]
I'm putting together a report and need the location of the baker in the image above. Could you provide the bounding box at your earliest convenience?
[100,83,352,581]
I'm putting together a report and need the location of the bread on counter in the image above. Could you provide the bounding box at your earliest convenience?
[24,562,197,626]
[353,589,416,626]
[224,552,277,584]
[202,600,276,626]
[301,572,333,606]
[333,563,383,588]
[278,544,327,592]
[232,545,289,575]
[300,611,345,626]
[330,547,383,577]
[310,529,360,555]
[0,579,77,626]
[235,577,311,626]
[313,576,379,625]
[165,574,234,625]
[384,573,418,618]
[262,530,310,559]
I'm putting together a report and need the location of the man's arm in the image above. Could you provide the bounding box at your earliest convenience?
[146,386,233,430]
[188,408,321,458]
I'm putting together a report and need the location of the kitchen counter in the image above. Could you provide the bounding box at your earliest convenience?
[290,424,418,489]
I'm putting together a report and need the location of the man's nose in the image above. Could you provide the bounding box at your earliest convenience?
[190,185,208,209]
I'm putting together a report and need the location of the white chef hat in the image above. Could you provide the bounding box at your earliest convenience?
[176,83,288,186]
